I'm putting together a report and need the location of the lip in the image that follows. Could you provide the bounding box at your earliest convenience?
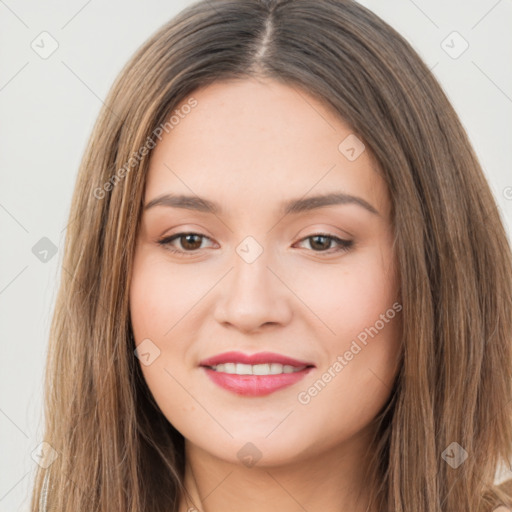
[199,351,314,368]
[199,351,315,397]
[202,367,314,396]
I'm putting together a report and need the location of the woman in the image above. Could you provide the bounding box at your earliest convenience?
[31,0,512,510]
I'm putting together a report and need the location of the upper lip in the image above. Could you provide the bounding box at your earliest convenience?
[199,351,315,368]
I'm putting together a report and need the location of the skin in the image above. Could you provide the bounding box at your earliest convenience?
[130,76,402,512]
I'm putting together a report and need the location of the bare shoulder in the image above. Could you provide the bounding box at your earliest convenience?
[493,506,512,512]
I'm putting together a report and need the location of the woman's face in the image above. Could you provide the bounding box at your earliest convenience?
[130,77,402,466]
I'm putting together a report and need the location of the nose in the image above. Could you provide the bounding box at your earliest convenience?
[212,245,293,334]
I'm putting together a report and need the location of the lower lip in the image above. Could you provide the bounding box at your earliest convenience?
[201,366,314,396]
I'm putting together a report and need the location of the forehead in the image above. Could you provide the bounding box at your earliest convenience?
[145,77,390,219]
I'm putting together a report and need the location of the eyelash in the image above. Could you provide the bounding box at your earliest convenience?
[157,232,354,257]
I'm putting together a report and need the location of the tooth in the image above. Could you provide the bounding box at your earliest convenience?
[269,363,284,375]
[252,363,270,375]
[210,362,306,375]
[236,363,253,375]
[223,362,237,374]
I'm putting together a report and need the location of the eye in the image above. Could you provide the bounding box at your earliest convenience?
[157,232,215,256]
[158,231,353,257]
[294,233,354,254]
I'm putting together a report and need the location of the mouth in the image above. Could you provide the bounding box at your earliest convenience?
[199,351,315,396]
[205,362,310,375]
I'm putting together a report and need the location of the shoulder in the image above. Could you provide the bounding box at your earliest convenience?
[493,507,512,512]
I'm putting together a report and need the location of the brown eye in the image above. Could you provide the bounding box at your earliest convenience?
[158,232,213,256]
[296,233,354,254]
[177,233,203,251]
[157,232,353,258]
[309,235,332,251]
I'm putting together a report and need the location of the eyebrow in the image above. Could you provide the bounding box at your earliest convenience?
[144,191,380,217]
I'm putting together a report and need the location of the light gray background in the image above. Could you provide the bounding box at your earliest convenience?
[1,1,511,510]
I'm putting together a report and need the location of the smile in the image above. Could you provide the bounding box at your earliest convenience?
[208,362,307,375]
[199,351,315,396]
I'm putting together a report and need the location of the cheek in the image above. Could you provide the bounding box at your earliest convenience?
[294,306,401,456]
[130,260,193,373]
[290,248,398,348]
[129,252,200,340]
[295,246,401,409]
[129,251,206,417]
[331,272,399,355]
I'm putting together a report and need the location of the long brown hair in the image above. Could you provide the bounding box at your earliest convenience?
[30,1,512,510]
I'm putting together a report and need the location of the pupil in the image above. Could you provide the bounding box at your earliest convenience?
[311,235,330,251]
[183,234,201,250]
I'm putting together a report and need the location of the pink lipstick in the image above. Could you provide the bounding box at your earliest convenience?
[199,351,315,397]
